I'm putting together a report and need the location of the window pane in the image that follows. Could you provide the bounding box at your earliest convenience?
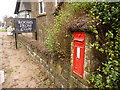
[40,2,43,13]
[39,1,46,14]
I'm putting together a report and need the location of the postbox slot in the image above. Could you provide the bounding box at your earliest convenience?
[75,40,84,42]
[76,41,82,42]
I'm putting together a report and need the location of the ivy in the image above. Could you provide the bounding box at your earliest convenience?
[45,2,92,59]
[89,2,120,88]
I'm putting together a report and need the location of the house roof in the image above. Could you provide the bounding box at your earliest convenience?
[14,0,31,14]
[14,0,20,14]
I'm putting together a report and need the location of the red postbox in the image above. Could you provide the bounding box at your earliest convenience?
[72,32,85,78]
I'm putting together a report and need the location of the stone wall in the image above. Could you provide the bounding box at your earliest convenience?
[17,35,70,88]
[16,32,102,88]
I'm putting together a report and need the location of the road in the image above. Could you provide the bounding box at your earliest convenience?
[0,33,55,88]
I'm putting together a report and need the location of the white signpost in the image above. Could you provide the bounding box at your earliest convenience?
[0,70,4,84]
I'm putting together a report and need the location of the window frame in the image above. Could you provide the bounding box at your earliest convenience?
[38,0,46,14]
[55,0,58,7]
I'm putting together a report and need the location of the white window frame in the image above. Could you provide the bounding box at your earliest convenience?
[55,0,58,7]
[39,0,46,14]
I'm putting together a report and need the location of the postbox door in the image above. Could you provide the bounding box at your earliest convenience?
[72,32,85,78]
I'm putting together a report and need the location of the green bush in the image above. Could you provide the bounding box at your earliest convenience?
[89,2,120,88]
[0,30,7,32]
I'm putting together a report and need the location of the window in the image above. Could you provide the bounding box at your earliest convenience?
[39,0,46,14]
[25,11,31,18]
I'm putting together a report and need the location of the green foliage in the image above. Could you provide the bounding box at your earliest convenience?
[89,2,120,88]
[45,2,92,59]
[0,30,7,32]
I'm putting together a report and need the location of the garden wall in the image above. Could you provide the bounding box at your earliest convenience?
[17,32,102,88]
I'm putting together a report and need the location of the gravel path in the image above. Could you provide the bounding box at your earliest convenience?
[1,35,55,88]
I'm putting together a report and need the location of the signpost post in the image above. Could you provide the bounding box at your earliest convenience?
[14,18,36,49]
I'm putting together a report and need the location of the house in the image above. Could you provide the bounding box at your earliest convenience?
[14,0,31,18]
[31,0,63,42]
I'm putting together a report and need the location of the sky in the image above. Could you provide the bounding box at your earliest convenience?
[0,0,17,22]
